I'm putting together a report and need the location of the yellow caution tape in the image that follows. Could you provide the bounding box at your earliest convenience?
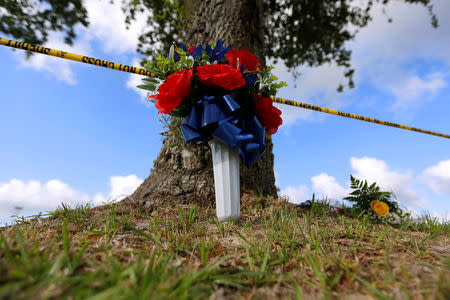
[1,37,448,139]
[271,96,450,139]
[0,37,152,77]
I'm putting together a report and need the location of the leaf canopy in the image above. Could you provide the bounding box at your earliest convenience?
[0,0,438,89]
[0,0,89,45]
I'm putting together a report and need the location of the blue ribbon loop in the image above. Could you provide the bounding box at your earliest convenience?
[180,94,266,167]
[184,105,200,130]
[222,94,240,114]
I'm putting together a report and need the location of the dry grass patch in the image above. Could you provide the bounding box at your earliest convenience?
[0,191,448,299]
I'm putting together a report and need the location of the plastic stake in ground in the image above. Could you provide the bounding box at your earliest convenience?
[209,139,240,222]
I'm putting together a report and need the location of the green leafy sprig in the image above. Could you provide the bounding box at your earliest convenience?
[343,175,415,227]
[256,65,287,97]
[344,175,392,212]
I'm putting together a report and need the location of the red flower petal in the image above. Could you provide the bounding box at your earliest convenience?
[253,93,282,134]
[196,64,246,90]
[225,49,262,72]
[153,69,193,114]
[187,46,195,53]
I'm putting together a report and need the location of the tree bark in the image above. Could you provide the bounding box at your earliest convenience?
[127,0,277,208]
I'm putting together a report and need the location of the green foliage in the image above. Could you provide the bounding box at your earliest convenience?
[0,0,88,46]
[263,0,437,90]
[178,204,199,227]
[343,175,392,212]
[122,0,438,91]
[143,46,196,81]
[257,65,288,97]
[49,203,91,223]
[137,43,213,99]
[0,0,438,92]
[342,175,416,227]
[122,0,187,61]
[136,76,161,94]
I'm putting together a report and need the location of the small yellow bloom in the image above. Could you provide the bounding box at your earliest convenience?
[370,200,389,217]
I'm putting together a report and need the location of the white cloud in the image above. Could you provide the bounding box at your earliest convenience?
[421,159,450,194]
[277,0,450,127]
[349,0,450,110]
[0,175,143,225]
[84,0,149,54]
[85,0,153,103]
[295,63,348,108]
[350,157,426,208]
[311,173,349,201]
[351,0,450,66]
[431,210,450,222]
[93,174,143,204]
[109,175,142,199]
[273,60,348,127]
[279,174,349,206]
[0,178,90,221]
[390,72,447,109]
[274,102,314,128]
[127,73,148,99]
[280,185,309,204]
[274,171,281,188]
[13,32,92,85]
[279,157,441,211]
[10,0,149,86]
[126,58,151,102]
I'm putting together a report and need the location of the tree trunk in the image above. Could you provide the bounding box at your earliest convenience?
[127,0,277,208]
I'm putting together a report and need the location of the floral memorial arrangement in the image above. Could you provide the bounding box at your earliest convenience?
[137,40,286,166]
[344,175,410,226]
[298,175,412,227]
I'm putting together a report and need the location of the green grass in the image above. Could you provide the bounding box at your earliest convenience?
[0,193,448,299]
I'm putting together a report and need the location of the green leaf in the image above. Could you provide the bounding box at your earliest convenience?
[168,45,175,61]
[142,77,159,85]
[137,84,156,91]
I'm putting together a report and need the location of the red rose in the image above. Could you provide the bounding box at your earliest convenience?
[150,69,193,114]
[225,49,262,72]
[187,46,195,53]
[196,64,246,90]
[253,93,282,134]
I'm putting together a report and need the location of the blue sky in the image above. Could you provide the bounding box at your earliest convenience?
[1,0,449,225]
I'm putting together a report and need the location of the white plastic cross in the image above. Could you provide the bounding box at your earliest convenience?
[209,139,240,222]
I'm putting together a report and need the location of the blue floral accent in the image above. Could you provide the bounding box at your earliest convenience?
[190,45,205,59]
[204,39,232,63]
[244,73,257,85]
[174,40,232,63]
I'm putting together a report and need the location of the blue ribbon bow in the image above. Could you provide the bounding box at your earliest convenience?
[180,94,266,166]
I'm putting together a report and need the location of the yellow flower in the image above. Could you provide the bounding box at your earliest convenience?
[370,200,389,217]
